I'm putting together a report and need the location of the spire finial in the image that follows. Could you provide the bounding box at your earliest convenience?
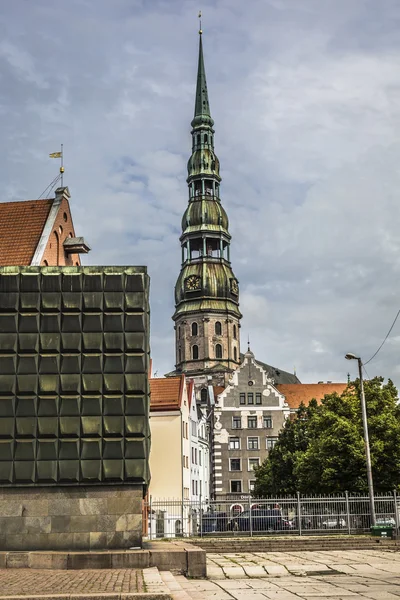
[247,335,250,352]
[198,10,202,34]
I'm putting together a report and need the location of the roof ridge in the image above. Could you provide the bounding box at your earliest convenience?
[0,198,53,205]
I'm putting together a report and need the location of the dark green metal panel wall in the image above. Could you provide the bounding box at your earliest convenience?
[0,266,150,488]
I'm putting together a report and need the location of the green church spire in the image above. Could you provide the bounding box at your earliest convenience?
[192,31,214,129]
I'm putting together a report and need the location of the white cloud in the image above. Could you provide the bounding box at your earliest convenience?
[1,0,400,387]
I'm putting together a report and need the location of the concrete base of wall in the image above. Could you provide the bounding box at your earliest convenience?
[0,542,206,578]
[0,486,143,551]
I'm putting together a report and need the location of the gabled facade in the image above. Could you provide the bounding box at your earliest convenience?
[188,381,210,501]
[0,186,90,267]
[212,348,290,499]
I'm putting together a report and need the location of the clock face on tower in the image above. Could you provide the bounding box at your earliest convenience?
[185,275,201,291]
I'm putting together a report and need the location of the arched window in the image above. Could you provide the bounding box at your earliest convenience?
[43,260,48,266]
[179,349,182,363]
[204,134,208,144]
[53,230,59,266]
[197,134,201,146]
[215,321,222,335]
[178,326,181,339]
[215,344,222,359]
[233,324,237,340]
[234,347,237,361]
[191,322,198,336]
[192,345,199,360]
[201,388,208,403]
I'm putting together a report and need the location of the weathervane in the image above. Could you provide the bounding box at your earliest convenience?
[49,144,64,187]
[198,10,202,34]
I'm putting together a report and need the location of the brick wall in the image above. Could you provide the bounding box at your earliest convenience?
[41,198,80,267]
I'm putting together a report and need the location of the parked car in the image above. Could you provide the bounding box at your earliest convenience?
[227,509,293,532]
[375,517,396,527]
[321,517,346,529]
[200,511,227,533]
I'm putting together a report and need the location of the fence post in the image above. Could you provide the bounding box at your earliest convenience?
[199,493,202,538]
[345,491,351,535]
[149,495,153,540]
[297,492,302,537]
[249,498,253,537]
[394,490,399,534]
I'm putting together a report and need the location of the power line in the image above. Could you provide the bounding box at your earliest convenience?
[364,309,400,366]
[37,173,61,200]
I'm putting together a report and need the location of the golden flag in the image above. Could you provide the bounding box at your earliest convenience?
[49,152,62,158]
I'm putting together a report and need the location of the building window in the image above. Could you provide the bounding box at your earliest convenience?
[248,458,260,471]
[256,393,262,405]
[215,344,222,358]
[230,480,242,493]
[63,212,68,222]
[247,416,257,429]
[248,437,259,450]
[263,416,273,429]
[233,324,237,339]
[215,321,222,335]
[192,345,199,359]
[229,437,240,450]
[267,437,278,450]
[249,480,256,493]
[43,260,49,266]
[199,450,202,465]
[178,349,182,363]
[232,416,242,429]
[201,388,207,403]
[230,458,241,471]
[234,347,237,361]
[239,393,246,405]
[192,322,198,336]
[178,326,181,339]
[247,393,254,405]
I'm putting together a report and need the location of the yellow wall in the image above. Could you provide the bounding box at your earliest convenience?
[149,412,182,499]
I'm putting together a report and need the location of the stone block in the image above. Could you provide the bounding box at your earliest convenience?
[69,515,98,533]
[29,551,68,569]
[149,549,187,573]
[48,498,81,516]
[47,533,75,550]
[89,531,108,549]
[107,496,141,515]
[51,515,71,533]
[93,514,117,532]
[0,553,6,568]
[72,533,90,549]
[116,513,141,532]
[0,500,23,517]
[106,531,125,548]
[185,548,206,578]
[0,517,22,535]
[24,516,52,534]
[21,499,49,516]
[6,551,29,568]
[79,497,107,515]
[67,552,112,569]
[111,550,150,569]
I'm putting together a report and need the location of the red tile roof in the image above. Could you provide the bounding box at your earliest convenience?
[150,376,184,411]
[277,383,348,410]
[0,199,53,265]
[213,386,225,398]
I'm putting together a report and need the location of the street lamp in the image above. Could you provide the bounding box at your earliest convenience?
[345,353,376,526]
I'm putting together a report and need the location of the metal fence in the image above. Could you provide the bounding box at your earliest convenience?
[144,492,400,539]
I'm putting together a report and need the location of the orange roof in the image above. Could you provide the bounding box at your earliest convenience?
[150,376,184,411]
[277,383,348,410]
[0,199,53,266]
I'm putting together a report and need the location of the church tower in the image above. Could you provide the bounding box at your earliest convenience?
[172,29,242,385]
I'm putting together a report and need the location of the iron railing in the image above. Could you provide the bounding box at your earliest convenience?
[144,491,400,539]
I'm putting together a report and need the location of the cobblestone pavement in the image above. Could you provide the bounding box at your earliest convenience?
[162,549,400,599]
[0,568,143,596]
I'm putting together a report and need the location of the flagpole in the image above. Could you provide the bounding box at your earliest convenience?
[60,143,64,187]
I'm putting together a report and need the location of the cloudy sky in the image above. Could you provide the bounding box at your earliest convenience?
[1,0,400,386]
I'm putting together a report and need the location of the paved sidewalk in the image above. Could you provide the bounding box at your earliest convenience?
[166,549,400,599]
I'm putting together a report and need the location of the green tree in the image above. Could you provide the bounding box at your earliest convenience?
[254,377,400,496]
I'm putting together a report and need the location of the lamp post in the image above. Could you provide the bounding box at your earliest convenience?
[345,353,376,526]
